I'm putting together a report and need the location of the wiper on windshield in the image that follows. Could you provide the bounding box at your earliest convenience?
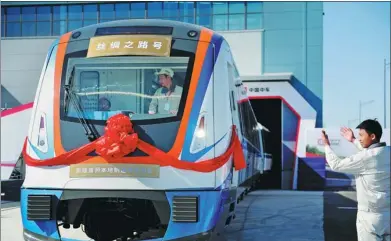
[64,67,75,114]
[64,67,99,142]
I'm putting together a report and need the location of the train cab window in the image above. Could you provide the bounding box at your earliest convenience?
[79,71,100,111]
[63,56,190,122]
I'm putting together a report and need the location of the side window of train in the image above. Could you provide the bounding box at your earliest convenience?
[239,101,260,150]
[228,61,245,136]
[230,59,261,151]
[237,102,248,139]
[249,108,260,149]
[248,105,261,149]
[229,66,246,137]
[230,91,236,111]
[227,62,236,111]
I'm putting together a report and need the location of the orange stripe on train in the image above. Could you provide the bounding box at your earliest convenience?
[53,32,72,156]
[167,28,213,158]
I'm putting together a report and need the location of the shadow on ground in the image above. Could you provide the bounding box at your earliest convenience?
[1,201,21,210]
[324,191,358,241]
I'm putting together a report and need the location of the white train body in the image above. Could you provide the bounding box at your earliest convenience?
[20,19,268,241]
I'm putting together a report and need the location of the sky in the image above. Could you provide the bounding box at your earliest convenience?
[323,1,391,129]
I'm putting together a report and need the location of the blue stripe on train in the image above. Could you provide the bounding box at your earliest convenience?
[181,33,224,162]
[21,189,63,239]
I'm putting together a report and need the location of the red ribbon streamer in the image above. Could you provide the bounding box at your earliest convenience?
[22,114,246,173]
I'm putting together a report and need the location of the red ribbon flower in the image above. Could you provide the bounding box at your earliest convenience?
[95,114,139,159]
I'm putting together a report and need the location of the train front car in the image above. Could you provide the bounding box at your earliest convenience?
[21,20,246,241]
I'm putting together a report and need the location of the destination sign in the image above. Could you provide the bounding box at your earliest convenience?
[87,35,172,58]
[69,163,160,178]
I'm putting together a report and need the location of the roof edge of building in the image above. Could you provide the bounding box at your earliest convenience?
[1,1,89,6]
[241,73,294,82]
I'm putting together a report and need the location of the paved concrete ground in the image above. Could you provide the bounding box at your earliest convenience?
[221,190,324,241]
[1,201,24,241]
[1,190,357,241]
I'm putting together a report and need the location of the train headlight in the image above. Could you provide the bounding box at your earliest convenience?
[195,129,205,138]
[191,115,207,153]
[195,116,206,138]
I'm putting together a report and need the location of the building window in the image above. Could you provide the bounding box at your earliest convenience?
[213,2,228,15]
[179,2,193,16]
[6,22,21,37]
[22,22,36,36]
[229,14,245,30]
[68,5,82,20]
[115,3,130,20]
[53,21,66,36]
[37,6,50,21]
[1,1,263,38]
[53,5,66,20]
[247,13,262,30]
[179,2,194,24]
[247,2,263,13]
[229,2,245,14]
[7,7,20,21]
[130,2,145,19]
[147,2,163,18]
[196,2,212,15]
[37,21,51,36]
[83,4,98,27]
[22,7,35,21]
[67,5,82,31]
[36,6,51,36]
[1,8,6,37]
[5,7,21,37]
[99,4,115,21]
[163,2,178,20]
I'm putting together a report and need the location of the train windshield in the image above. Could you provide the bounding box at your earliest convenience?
[64,56,190,121]
[60,35,196,124]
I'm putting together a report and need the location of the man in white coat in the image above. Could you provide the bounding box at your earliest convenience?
[321,119,390,241]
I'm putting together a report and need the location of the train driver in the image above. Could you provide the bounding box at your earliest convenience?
[148,68,183,115]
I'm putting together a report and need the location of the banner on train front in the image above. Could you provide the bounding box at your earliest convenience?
[87,35,172,58]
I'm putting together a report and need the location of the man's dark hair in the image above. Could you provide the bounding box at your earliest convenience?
[356,118,383,141]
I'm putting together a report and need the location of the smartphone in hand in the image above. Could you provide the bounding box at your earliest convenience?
[321,130,330,146]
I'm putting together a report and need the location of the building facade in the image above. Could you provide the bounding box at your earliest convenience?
[1,1,323,126]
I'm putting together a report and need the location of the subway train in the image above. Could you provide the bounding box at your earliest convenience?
[20,19,271,241]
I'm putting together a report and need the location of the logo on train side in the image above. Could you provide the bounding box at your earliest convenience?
[247,87,270,93]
